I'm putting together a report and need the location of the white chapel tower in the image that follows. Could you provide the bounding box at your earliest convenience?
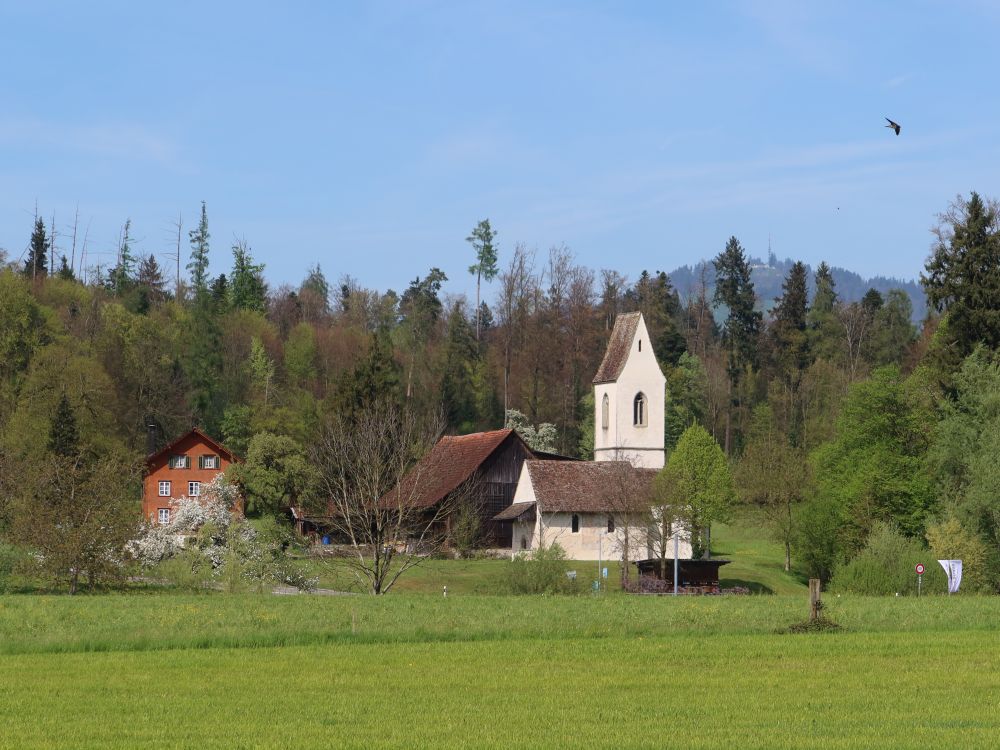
[593,312,666,469]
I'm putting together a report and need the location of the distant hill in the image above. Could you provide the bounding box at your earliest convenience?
[667,253,926,323]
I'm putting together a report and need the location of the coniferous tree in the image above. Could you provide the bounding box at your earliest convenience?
[770,261,810,381]
[210,274,229,312]
[56,255,75,281]
[440,302,479,431]
[628,270,686,366]
[107,219,136,296]
[300,264,331,322]
[807,261,842,361]
[23,217,49,280]
[136,254,167,306]
[713,236,762,453]
[466,219,499,340]
[229,241,267,313]
[48,393,80,457]
[187,201,211,298]
[922,192,1000,357]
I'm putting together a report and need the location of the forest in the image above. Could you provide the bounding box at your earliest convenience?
[2,192,1000,593]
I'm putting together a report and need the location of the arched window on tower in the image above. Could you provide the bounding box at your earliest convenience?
[601,394,609,430]
[633,392,647,427]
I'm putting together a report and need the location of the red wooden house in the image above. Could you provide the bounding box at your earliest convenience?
[143,428,239,524]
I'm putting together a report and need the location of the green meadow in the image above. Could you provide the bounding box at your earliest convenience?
[1,524,995,749]
[0,594,999,749]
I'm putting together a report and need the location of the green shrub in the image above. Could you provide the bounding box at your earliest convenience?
[503,542,580,595]
[831,521,945,595]
[154,549,215,592]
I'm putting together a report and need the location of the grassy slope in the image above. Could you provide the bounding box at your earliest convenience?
[712,520,808,594]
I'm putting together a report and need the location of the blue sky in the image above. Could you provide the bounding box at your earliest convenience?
[2,1,998,300]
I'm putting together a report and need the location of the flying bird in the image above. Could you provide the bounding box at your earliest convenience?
[885,117,901,136]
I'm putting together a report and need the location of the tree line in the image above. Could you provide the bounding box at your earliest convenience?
[2,193,1000,592]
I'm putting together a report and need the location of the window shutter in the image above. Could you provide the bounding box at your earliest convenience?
[198,455,205,470]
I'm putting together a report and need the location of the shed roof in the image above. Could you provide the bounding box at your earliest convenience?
[593,312,641,384]
[387,428,519,510]
[523,459,657,513]
[492,501,537,522]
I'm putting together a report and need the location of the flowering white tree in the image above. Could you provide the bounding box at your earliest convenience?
[127,475,315,591]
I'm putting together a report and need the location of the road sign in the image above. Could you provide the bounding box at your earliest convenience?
[915,564,924,575]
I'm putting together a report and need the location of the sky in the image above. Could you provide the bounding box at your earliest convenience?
[2,1,999,301]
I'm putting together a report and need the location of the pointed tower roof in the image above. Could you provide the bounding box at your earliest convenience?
[593,312,642,384]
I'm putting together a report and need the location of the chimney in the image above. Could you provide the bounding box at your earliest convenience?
[145,418,160,455]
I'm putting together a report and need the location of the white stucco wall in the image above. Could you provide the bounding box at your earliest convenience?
[594,315,666,469]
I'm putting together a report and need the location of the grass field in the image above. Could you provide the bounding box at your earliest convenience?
[1,525,994,748]
[1,594,999,748]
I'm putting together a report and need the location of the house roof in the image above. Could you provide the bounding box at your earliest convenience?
[146,428,237,465]
[593,312,641,384]
[387,428,520,510]
[492,501,537,522]
[522,459,657,513]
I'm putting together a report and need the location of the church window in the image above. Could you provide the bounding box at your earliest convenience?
[638,339,642,352]
[571,514,580,533]
[601,394,609,430]
[633,392,647,427]
[607,515,615,533]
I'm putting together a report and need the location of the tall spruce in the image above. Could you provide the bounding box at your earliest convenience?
[136,254,167,307]
[107,219,136,296]
[48,393,80,457]
[713,236,762,453]
[770,261,810,380]
[628,270,686,366]
[24,216,49,280]
[922,191,1000,356]
[807,261,842,362]
[466,219,499,340]
[187,201,211,298]
[229,240,268,313]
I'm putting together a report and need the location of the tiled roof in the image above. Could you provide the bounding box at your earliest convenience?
[388,429,517,509]
[593,312,641,384]
[524,460,657,513]
[492,501,537,522]
[146,428,237,464]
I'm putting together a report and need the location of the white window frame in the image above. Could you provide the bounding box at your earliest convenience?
[157,508,170,525]
[200,454,219,470]
[188,481,201,497]
[158,480,171,497]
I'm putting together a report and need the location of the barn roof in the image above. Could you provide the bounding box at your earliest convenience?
[387,428,520,510]
[146,428,237,465]
[522,459,657,513]
[593,312,641,384]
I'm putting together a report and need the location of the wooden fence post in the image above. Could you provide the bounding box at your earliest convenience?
[809,578,822,621]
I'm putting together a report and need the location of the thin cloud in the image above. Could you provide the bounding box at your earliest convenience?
[0,117,182,167]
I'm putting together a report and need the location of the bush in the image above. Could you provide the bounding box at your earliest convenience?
[831,521,945,595]
[926,516,996,593]
[503,542,580,595]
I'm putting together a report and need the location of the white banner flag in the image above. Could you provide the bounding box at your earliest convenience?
[938,559,963,594]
